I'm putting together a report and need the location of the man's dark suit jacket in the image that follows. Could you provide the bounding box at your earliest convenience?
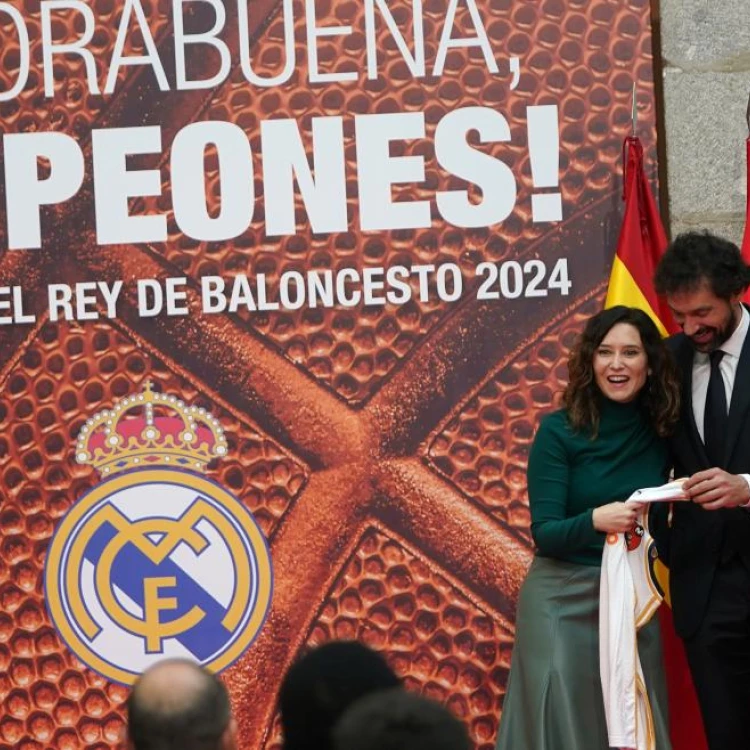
[651,322,750,638]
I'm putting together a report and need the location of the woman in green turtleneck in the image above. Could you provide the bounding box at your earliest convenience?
[496,307,681,750]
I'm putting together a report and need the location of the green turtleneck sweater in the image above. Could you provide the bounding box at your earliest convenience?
[528,399,669,566]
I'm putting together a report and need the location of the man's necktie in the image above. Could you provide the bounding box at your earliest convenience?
[704,350,728,467]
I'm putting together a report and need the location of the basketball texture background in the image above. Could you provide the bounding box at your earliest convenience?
[0,1,658,749]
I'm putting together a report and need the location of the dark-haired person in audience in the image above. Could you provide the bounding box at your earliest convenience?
[496,306,679,750]
[126,659,236,750]
[279,640,402,750]
[334,688,470,750]
[651,231,750,750]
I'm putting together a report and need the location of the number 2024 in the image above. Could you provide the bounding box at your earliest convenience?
[475,258,572,300]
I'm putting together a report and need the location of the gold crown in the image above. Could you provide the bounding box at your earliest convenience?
[75,383,228,476]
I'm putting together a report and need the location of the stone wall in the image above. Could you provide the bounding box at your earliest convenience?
[657,0,750,244]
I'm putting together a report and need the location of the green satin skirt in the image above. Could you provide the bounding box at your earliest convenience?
[496,556,672,750]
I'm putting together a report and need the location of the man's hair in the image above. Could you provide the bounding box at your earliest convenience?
[127,660,231,750]
[333,688,471,750]
[563,305,680,438]
[654,231,750,299]
[279,641,402,750]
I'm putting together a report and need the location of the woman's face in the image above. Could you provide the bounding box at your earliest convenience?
[593,322,649,403]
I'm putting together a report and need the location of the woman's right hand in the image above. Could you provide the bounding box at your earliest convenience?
[592,501,643,533]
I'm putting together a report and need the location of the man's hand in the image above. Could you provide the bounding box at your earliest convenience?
[684,468,750,510]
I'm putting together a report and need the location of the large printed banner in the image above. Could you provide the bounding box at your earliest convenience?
[0,1,658,749]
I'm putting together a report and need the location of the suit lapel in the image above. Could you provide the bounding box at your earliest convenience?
[725,311,750,466]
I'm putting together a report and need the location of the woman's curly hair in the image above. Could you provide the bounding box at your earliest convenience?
[563,306,680,437]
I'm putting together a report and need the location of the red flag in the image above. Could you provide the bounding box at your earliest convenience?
[658,608,708,750]
[741,137,750,303]
[605,136,707,750]
[605,137,677,334]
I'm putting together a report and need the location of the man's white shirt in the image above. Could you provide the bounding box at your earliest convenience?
[691,304,749,438]
[688,305,750,499]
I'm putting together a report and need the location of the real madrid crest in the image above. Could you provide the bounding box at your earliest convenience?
[44,384,273,685]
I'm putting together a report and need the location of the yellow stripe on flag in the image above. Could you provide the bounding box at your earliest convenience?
[604,256,668,337]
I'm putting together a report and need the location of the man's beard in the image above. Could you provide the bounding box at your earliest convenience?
[689,305,740,352]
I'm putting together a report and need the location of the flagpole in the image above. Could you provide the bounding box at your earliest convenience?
[742,91,750,300]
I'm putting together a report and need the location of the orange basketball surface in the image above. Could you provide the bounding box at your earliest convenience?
[0,1,658,749]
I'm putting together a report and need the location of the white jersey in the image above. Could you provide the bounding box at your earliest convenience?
[599,481,687,750]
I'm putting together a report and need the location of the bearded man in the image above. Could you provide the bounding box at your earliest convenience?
[652,231,750,750]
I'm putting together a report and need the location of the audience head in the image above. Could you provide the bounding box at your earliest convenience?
[279,640,401,750]
[654,231,750,353]
[333,688,471,750]
[563,305,680,436]
[126,659,235,750]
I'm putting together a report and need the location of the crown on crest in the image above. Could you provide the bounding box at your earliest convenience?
[75,383,228,476]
